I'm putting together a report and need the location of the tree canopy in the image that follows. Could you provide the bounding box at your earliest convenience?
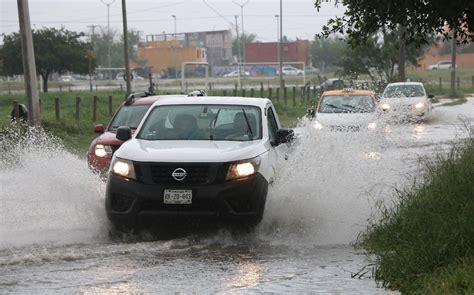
[1,27,94,92]
[314,0,473,45]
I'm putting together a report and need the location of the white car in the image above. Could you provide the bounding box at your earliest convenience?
[223,71,250,77]
[380,82,433,119]
[308,89,379,131]
[427,61,455,70]
[105,96,294,230]
[277,66,304,76]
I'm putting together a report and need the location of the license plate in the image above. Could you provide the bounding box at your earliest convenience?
[163,189,192,204]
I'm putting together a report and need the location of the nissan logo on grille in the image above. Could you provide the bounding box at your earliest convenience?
[171,168,187,181]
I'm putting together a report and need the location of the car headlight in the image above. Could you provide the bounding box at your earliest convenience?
[367,122,377,129]
[381,103,390,110]
[226,157,260,180]
[415,102,425,109]
[111,157,136,180]
[95,144,113,157]
[313,121,323,130]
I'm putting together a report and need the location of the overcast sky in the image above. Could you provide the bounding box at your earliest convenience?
[1,0,345,43]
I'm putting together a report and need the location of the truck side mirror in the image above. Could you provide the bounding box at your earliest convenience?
[306,108,315,118]
[94,124,105,133]
[116,126,132,141]
[428,94,435,99]
[275,128,295,145]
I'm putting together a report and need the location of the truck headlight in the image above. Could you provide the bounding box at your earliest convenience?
[313,121,323,130]
[415,102,425,109]
[381,103,390,110]
[367,122,377,129]
[226,157,260,180]
[111,157,136,180]
[95,144,113,157]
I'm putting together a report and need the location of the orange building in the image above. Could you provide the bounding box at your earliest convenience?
[135,40,207,74]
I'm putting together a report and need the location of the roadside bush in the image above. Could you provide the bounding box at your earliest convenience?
[359,128,474,293]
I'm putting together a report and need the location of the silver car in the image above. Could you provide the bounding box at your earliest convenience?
[380,82,433,119]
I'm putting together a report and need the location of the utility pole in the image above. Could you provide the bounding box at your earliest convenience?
[398,25,406,82]
[232,0,249,63]
[279,0,283,100]
[101,0,115,80]
[235,15,241,90]
[275,14,280,73]
[17,0,40,126]
[87,24,98,92]
[450,30,457,96]
[121,0,131,95]
[172,14,178,80]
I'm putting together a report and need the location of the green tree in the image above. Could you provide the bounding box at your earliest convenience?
[1,28,94,92]
[232,33,257,61]
[92,28,146,69]
[314,0,473,81]
[310,37,346,72]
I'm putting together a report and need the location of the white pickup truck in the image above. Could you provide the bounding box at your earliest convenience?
[105,96,294,230]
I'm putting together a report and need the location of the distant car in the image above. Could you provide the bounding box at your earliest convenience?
[277,66,304,76]
[223,71,250,77]
[59,75,74,82]
[316,79,345,91]
[427,61,456,70]
[307,88,379,131]
[115,73,145,81]
[380,82,433,119]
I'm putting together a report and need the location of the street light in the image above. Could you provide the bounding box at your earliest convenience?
[100,0,116,80]
[172,14,178,80]
[279,0,283,100]
[232,0,249,62]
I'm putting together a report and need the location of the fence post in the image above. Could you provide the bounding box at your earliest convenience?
[59,85,62,92]
[55,97,60,120]
[93,96,98,122]
[284,87,288,105]
[260,82,264,97]
[306,86,310,104]
[313,85,316,97]
[7,83,11,94]
[268,87,273,100]
[13,101,20,121]
[250,88,255,97]
[108,95,113,116]
[439,77,442,90]
[120,84,123,92]
[276,87,280,103]
[233,88,237,96]
[292,86,296,107]
[472,76,474,88]
[300,86,305,104]
[457,77,460,90]
[75,96,81,120]
[68,85,71,92]
[95,84,98,92]
[223,89,227,96]
[39,99,42,114]
[242,89,246,97]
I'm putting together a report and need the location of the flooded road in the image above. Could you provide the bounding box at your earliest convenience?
[1,99,472,293]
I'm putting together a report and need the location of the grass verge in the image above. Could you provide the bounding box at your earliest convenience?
[359,129,474,293]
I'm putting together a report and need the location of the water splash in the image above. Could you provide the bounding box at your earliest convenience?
[0,126,108,249]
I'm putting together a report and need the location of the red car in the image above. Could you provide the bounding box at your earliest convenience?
[87,91,207,173]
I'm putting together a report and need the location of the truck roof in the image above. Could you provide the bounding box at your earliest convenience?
[150,96,272,108]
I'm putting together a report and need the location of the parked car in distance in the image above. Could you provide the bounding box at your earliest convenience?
[277,66,304,76]
[59,75,74,82]
[105,96,295,230]
[305,66,320,75]
[307,88,379,131]
[379,82,433,119]
[223,70,250,77]
[427,61,456,70]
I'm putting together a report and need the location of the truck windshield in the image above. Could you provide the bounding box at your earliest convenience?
[318,95,374,113]
[137,104,262,141]
[109,105,150,130]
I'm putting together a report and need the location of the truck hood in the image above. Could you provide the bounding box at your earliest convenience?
[115,139,269,163]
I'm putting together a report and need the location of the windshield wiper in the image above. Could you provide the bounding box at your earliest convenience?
[241,109,254,139]
[209,108,222,140]
[325,103,350,111]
